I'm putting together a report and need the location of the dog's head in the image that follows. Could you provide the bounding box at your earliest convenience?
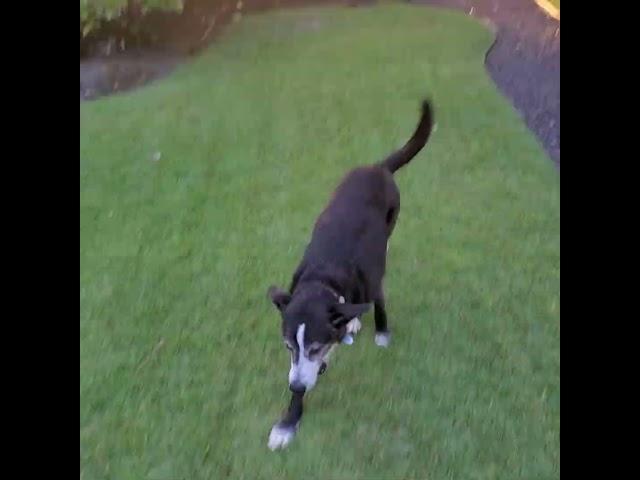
[268,284,371,393]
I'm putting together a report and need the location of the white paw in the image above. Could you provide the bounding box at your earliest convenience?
[375,332,391,348]
[346,317,362,335]
[342,334,354,345]
[268,424,296,451]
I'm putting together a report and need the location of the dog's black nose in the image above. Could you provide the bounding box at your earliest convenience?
[318,361,327,375]
[289,382,306,394]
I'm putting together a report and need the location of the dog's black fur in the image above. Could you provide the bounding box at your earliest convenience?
[267,99,434,449]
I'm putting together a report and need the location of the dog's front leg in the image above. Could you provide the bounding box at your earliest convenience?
[268,391,304,450]
[374,292,391,347]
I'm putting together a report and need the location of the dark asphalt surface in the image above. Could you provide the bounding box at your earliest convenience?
[415,0,560,165]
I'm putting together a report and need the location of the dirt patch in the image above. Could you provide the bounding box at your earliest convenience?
[80,53,182,100]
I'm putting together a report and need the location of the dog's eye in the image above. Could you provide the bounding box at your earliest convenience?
[308,347,322,357]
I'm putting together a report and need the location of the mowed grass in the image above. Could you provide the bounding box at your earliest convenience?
[80,4,560,479]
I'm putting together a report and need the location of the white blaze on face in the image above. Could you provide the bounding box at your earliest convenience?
[288,323,322,391]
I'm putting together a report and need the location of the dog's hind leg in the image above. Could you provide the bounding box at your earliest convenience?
[268,392,304,450]
[373,288,391,347]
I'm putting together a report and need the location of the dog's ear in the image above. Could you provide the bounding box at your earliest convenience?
[267,285,291,311]
[330,302,371,328]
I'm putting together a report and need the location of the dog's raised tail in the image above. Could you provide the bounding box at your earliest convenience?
[380,99,433,174]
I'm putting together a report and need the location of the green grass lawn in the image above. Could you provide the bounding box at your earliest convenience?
[80,4,560,479]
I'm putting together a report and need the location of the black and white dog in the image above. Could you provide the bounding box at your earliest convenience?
[267,99,434,450]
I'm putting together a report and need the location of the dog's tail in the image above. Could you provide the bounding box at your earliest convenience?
[379,99,434,174]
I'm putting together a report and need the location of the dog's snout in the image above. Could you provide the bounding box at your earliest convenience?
[289,382,306,394]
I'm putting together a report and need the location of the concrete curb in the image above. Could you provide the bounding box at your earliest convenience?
[534,0,559,21]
